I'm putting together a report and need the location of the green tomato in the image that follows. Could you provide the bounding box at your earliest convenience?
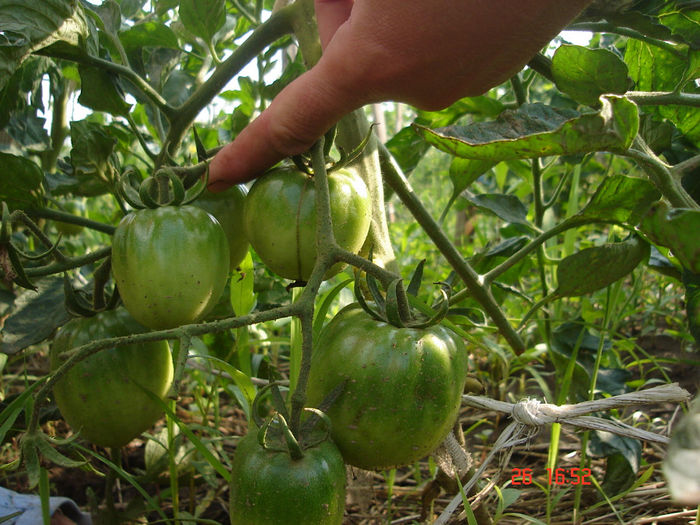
[55,198,86,237]
[229,431,346,525]
[50,309,173,449]
[306,304,469,470]
[111,205,230,330]
[243,167,370,281]
[194,185,250,269]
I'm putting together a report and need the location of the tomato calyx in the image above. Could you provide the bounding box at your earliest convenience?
[251,382,335,461]
[286,122,375,178]
[355,269,451,330]
[117,165,208,210]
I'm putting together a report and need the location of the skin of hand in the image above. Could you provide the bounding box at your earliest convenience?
[208,0,594,190]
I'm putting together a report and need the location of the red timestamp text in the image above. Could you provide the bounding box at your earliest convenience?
[511,467,593,486]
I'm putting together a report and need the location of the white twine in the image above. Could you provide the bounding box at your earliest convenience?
[434,383,692,525]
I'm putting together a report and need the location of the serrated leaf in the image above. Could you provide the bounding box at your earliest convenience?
[0,0,89,90]
[552,45,630,106]
[77,65,131,116]
[465,193,531,228]
[0,276,70,355]
[178,0,225,43]
[640,203,700,273]
[0,153,44,210]
[556,235,650,297]
[416,96,639,162]
[572,175,660,225]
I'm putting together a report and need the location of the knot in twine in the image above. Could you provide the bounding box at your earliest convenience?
[434,383,691,525]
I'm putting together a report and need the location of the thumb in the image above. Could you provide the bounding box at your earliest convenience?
[208,58,361,189]
[315,0,353,48]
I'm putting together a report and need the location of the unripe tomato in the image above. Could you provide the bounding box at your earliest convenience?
[306,304,469,470]
[55,198,86,236]
[111,205,229,329]
[194,185,250,269]
[50,309,173,449]
[243,167,370,281]
[229,430,346,525]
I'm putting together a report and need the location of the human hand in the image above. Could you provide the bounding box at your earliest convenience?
[208,0,592,189]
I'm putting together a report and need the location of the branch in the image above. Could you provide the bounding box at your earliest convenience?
[624,136,699,209]
[566,22,685,58]
[382,161,526,354]
[162,3,299,158]
[627,91,700,108]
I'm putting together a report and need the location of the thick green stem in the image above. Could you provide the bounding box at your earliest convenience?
[626,91,700,108]
[26,208,116,235]
[383,163,525,354]
[161,4,299,160]
[24,246,112,278]
[625,137,699,209]
[289,140,333,435]
[566,22,685,57]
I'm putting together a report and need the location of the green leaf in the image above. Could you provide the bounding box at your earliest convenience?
[77,65,131,116]
[589,432,641,496]
[416,96,639,162]
[230,251,255,316]
[385,126,430,174]
[0,152,44,210]
[555,235,650,297]
[178,0,226,43]
[119,21,180,51]
[625,39,700,144]
[640,203,700,273]
[0,277,70,355]
[465,193,531,228]
[571,175,660,225]
[0,0,89,90]
[659,3,700,49]
[682,269,700,345]
[449,158,495,197]
[68,120,117,195]
[552,45,630,106]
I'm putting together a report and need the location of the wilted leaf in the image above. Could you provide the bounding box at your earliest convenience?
[416,96,639,162]
[556,235,650,297]
[0,276,70,355]
[552,45,630,106]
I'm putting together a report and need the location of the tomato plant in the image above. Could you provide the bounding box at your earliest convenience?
[195,185,250,270]
[243,166,371,281]
[229,417,346,525]
[305,303,469,470]
[50,308,173,449]
[111,205,230,330]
